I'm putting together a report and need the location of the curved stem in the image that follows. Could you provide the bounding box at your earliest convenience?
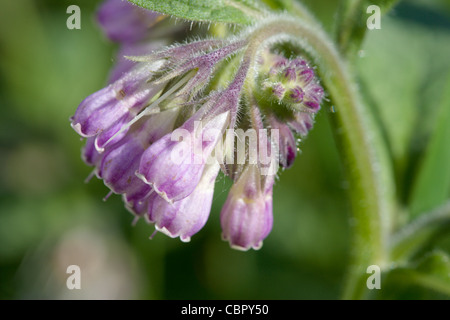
[242,16,395,299]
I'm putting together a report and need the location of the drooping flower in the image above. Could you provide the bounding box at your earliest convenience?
[221,165,274,250]
[71,1,324,250]
[136,110,230,203]
[71,61,166,151]
[136,60,250,203]
[147,163,221,242]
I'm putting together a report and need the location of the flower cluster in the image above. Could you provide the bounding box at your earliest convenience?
[256,52,324,113]
[71,0,324,250]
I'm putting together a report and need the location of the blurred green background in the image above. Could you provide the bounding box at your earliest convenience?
[0,0,449,299]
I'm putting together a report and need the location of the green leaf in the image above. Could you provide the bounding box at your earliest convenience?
[409,75,450,218]
[335,0,399,56]
[357,17,450,207]
[128,0,264,24]
[415,251,450,287]
[379,251,450,298]
[390,201,450,261]
[335,0,367,56]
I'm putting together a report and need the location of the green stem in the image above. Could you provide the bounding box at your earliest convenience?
[244,16,395,299]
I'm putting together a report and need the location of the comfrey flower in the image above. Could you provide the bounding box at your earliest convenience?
[71,1,324,251]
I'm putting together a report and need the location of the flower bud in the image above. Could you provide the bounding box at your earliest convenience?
[255,51,324,113]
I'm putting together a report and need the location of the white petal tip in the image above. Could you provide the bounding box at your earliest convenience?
[222,235,263,251]
[155,225,190,243]
[70,122,88,137]
[135,172,174,204]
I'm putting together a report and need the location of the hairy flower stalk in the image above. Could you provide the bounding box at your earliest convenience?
[71,0,324,250]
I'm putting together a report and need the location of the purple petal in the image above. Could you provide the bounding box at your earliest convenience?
[124,184,155,216]
[269,56,288,74]
[262,175,275,240]
[98,109,179,195]
[137,111,230,203]
[298,68,314,85]
[284,67,297,81]
[221,165,273,251]
[82,137,101,167]
[288,112,314,136]
[97,0,160,44]
[289,58,307,69]
[147,163,220,242]
[270,117,297,168]
[71,62,163,142]
[305,83,324,103]
[304,100,320,111]
[272,83,285,100]
[289,86,305,103]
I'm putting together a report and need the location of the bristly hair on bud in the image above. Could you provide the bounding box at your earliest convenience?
[70,0,325,250]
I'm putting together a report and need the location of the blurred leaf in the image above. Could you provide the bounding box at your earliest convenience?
[128,0,263,24]
[415,251,450,289]
[335,0,399,56]
[300,0,340,32]
[357,17,450,206]
[358,20,424,165]
[390,201,450,261]
[261,0,293,11]
[335,0,367,56]
[380,251,450,298]
[411,0,450,13]
[409,76,450,218]
[372,0,400,12]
